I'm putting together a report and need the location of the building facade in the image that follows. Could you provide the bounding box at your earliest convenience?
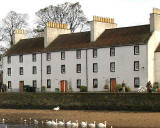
[2,8,160,92]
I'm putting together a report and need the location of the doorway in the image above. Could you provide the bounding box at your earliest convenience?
[110,78,116,92]
[60,80,68,92]
[19,81,24,93]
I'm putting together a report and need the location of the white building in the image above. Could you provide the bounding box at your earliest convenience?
[2,8,160,92]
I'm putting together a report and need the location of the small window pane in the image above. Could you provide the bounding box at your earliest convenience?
[110,62,115,72]
[134,46,139,55]
[93,79,98,88]
[93,63,98,73]
[47,53,51,61]
[61,65,65,74]
[47,79,51,88]
[77,79,81,88]
[47,65,51,74]
[33,66,37,74]
[93,49,97,58]
[33,80,37,88]
[19,55,23,63]
[134,77,140,88]
[134,61,139,71]
[32,54,36,62]
[77,64,81,73]
[8,68,11,76]
[110,48,115,56]
[8,81,11,89]
[19,67,23,75]
[61,52,65,60]
[76,50,81,59]
[7,56,11,64]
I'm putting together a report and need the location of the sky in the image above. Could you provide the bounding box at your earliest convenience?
[0,0,160,28]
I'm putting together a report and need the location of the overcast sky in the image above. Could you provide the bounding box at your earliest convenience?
[0,0,160,28]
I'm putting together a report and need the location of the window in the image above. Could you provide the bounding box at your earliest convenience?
[134,46,139,55]
[61,51,65,60]
[77,79,81,88]
[8,81,11,89]
[32,66,37,74]
[7,56,11,64]
[8,68,11,76]
[19,55,23,63]
[33,80,37,88]
[134,77,140,88]
[47,65,51,74]
[110,62,115,72]
[93,63,98,73]
[77,64,81,73]
[46,53,51,61]
[134,61,139,71]
[61,65,65,74]
[93,79,98,88]
[110,48,115,56]
[76,50,81,59]
[19,67,23,75]
[32,54,36,62]
[47,79,51,88]
[93,49,97,58]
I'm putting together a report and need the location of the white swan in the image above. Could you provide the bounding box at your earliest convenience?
[2,118,5,123]
[58,120,65,127]
[53,106,60,111]
[66,120,72,127]
[97,121,107,128]
[71,120,79,128]
[34,119,38,125]
[51,119,58,126]
[81,121,87,128]
[46,120,52,125]
[88,121,96,128]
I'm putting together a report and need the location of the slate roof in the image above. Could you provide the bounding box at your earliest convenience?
[5,24,151,56]
[5,37,44,56]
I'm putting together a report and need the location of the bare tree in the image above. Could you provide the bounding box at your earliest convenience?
[2,11,28,46]
[35,2,88,32]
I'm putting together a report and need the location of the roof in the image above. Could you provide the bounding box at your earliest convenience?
[5,24,151,55]
[5,37,44,56]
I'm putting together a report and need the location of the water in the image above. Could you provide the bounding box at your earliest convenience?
[0,124,45,128]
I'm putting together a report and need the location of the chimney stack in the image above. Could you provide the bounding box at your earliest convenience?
[13,29,27,45]
[44,22,71,48]
[150,8,160,32]
[90,16,117,42]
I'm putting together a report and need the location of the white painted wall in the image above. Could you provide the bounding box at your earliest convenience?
[87,45,148,91]
[3,54,42,92]
[155,52,160,82]
[147,31,160,84]
[42,50,87,92]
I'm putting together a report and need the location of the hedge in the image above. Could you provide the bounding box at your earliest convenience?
[0,92,160,111]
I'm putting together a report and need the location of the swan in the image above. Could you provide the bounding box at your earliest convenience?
[88,121,96,128]
[81,121,87,128]
[71,120,79,128]
[34,119,38,125]
[58,120,65,127]
[51,119,58,126]
[97,121,107,128]
[24,119,27,123]
[46,120,52,125]
[66,120,72,127]
[2,118,5,123]
[53,106,60,111]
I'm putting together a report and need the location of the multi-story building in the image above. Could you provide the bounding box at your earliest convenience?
[2,8,160,92]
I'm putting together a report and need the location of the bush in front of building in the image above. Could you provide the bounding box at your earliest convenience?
[80,86,87,92]
[116,84,122,92]
[41,86,46,92]
[125,85,131,92]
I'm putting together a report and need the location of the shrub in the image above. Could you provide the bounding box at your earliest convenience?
[80,86,87,92]
[104,85,109,89]
[125,85,131,92]
[41,86,46,92]
[116,84,122,92]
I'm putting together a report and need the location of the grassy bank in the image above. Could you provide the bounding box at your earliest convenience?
[0,92,160,111]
